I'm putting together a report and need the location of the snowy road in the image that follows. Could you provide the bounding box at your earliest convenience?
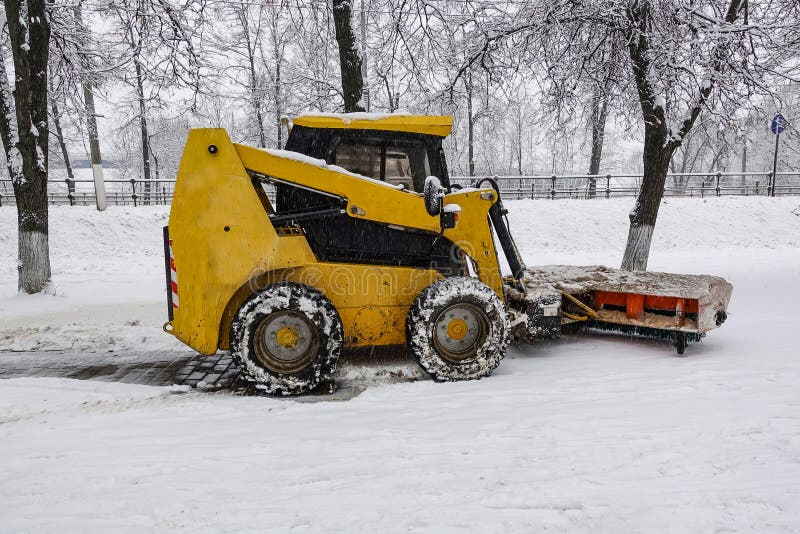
[1,199,799,531]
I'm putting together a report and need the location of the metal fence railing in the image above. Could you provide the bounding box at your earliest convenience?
[450,171,800,199]
[1,171,798,207]
[0,177,177,207]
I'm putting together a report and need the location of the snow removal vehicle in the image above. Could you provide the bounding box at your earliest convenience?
[163,114,732,395]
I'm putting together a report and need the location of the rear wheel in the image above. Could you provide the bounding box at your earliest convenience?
[407,277,510,381]
[230,283,343,395]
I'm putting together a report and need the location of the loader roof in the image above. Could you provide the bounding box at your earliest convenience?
[292,113,453,138]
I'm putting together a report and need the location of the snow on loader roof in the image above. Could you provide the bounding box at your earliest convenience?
[292,113,453,137]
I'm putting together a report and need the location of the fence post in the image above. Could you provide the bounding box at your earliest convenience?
[700,179,705,198]
[130,178,137,207]
[0,193,3,207]
[530,182,535,199]
[755,179,760,195]
[550,174,557,200]
[605,174,611,199]
[715,171,721,197]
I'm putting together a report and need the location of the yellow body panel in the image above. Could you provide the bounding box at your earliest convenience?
[234,143,506,296]
[292,114,453,137]
[168,129,316,354]
[238,264,443,347]
[167,126,505,355]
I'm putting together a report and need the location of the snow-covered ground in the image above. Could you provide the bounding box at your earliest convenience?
[0,207,182,352]
[2,197,800,532]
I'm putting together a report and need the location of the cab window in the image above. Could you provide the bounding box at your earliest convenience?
[333,144,382,179]
[333,140,431,192]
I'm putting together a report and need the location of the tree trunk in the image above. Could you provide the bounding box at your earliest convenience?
[380,73,395,112]
[331,0,364,112]
[149,135,161,202]
[740,142,747,193]
[621,127,673,271]
[271,17,283,149]
[250,49,267,149]
[1,0,52,293]
[241,11,266,148]
[516,112,523,175]
[359,0,368,111]
[275,59,282,148]
[587,89,609,198]
[134,56,152,204]
[50,95,75,193]
[467,68,475,177]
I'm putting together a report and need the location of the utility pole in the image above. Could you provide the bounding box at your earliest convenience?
[360,0,369,111]
[75,4,107,211]
[83,86,107,211]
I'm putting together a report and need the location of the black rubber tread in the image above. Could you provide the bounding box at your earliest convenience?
[230,283,343,395]
[407,276,510,381]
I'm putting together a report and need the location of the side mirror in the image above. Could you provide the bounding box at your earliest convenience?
[424,176,444,216]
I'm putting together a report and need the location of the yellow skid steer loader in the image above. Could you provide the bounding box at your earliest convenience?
[163,114,732,395]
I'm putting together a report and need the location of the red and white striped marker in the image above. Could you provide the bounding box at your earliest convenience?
[169,239,179,309]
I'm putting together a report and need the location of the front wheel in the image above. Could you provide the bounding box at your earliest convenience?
[230,283,343,395]
[407,277,510,381]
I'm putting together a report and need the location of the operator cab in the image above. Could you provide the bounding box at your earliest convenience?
[272,114,462,274]
[283,122,451,194]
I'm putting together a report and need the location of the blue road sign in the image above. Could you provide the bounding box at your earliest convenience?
[771,113,786,134]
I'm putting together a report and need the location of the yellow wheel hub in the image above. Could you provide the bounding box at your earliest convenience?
[446,318,469,340]
[275,326,300,348]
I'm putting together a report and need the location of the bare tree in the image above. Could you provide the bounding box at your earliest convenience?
[105,0,202,202]
[48,78,75,193]
[288,2,342,113]
[210,1,269,147]
[620,0,740,269]
[332,0,364,112]
[586,47,621,196]
[0,1,51,293]
[445,0,800,269]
